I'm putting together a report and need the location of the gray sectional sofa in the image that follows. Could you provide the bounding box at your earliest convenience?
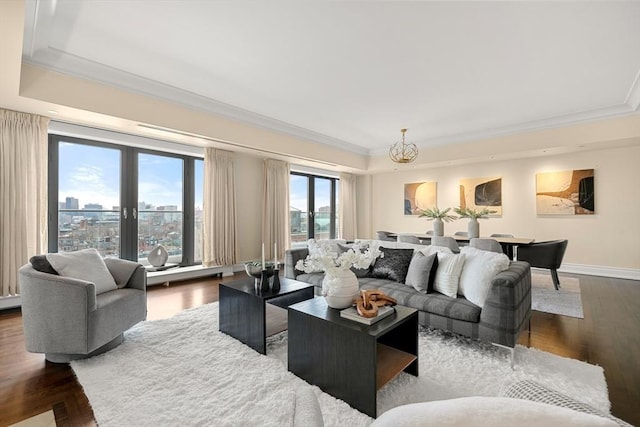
[285,241,532,353]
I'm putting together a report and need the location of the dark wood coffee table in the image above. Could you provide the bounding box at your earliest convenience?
[287,298,418,418]
[219,276,314,355]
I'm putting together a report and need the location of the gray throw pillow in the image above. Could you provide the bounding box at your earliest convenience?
[370,247,414,283]
[405,252,438,293]
[29,255,59,275]
[337,243,370,277]
[46,248,118,295]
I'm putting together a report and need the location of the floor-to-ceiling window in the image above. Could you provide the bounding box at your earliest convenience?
[49,134,203,266]
[289,172,339,243]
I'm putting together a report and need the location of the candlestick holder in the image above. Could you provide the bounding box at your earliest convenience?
[271,269,281,292]
[260,269,270,292]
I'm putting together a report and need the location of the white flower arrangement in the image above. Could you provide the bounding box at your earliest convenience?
[295,243,383,276]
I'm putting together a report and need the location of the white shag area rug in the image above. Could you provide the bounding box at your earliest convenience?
[72,301,608,427]
[531,273,584,318]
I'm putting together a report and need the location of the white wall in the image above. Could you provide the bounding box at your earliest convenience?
[362,144,640,275]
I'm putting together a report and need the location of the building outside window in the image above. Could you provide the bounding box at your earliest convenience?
[50,134,203,266]
[289,172,339,243]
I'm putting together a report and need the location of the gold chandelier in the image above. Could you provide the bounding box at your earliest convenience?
[389,128,418,164]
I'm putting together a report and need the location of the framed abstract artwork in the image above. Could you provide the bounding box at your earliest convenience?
[459,176,502,216]
[404,182,437,215]
[536,169,594,215]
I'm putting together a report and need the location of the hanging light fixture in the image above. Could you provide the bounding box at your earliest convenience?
[389,128,418,164]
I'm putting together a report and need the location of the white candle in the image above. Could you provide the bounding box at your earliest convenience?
[261,243,265,269]
[274,242,278,267]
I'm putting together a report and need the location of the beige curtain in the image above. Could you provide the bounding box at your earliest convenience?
[339,172,358,240]
[0,109,49,296]
[262,159,290,261]
[203,148,236,266]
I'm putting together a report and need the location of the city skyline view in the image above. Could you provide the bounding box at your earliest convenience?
[58,142,204,211]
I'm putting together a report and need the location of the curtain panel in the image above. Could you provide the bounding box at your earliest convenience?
[0,109,49,296]
[203,148,237,266]
[339,172,358,240]
[262,159,290,261]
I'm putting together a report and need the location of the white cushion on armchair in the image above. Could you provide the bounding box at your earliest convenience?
[372,397,617,427]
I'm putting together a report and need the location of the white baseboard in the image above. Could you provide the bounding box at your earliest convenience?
[556,263,640,281]
[0,295,21,310]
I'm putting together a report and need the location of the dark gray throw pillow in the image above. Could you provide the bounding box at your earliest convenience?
[29,255,58,275]
[405,252,438,293]
[370,247,414,283]
[337,243,370,277]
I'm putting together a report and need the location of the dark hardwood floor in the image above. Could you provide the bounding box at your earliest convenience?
[1,272,638,427]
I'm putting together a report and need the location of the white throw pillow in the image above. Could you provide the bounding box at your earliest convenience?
[433,253,466,298]
[420,245,453,256]
[46,248,118,295]
[371,397,617,427]
[459,246,511,307]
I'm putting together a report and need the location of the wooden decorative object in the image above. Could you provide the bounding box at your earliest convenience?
[355,290,397,318]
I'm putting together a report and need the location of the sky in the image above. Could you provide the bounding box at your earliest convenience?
[290,174,334,212]
[58,141,333,214]
[58,142,203,211]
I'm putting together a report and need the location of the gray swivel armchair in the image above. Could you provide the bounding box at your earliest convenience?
[19,256,147,363]
[517,240,568,290]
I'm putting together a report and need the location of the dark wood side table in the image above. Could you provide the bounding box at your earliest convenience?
[288,298,418,418]
[219,276,314,355]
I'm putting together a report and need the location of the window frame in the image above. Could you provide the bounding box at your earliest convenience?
[290,171,339,241]
[48,134,201,266]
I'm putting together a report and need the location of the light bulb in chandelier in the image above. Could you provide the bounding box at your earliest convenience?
[389,128,418,164]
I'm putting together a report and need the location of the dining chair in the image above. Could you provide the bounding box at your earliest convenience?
[517,240,568,290]
[490,234,515,258]
[470,238,504,254]
[397,234,422,244]
[431,236,460,253]
[376,231,396,242]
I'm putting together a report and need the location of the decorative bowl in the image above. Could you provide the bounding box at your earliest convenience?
[244,261,276,279]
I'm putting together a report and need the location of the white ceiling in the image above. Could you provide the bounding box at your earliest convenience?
[22,0,640,156]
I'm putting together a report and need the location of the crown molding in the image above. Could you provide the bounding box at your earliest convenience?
[625,68,640,111]
[369,104,639,157]
[22,47,370,156]
[22,1,640,158]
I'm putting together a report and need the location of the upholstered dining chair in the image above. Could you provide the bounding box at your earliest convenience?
[376,231,396,242]
[490,233,515,258]
[397,234,422,244]
[19,249,147,363]
[470,238,504,254]
[430,236,460,253]
[517,240,568,290]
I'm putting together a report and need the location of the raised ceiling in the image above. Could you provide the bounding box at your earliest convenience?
[21,1,640,157]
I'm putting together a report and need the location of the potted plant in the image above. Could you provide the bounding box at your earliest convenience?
[454,207,497,238]
[418,207,458,237]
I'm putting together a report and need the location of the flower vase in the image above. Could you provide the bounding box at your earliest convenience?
[433,218,444,237]
[322,269,359,309]
[468,218,480,239]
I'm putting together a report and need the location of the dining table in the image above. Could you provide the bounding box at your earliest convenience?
[389,233,535,259]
